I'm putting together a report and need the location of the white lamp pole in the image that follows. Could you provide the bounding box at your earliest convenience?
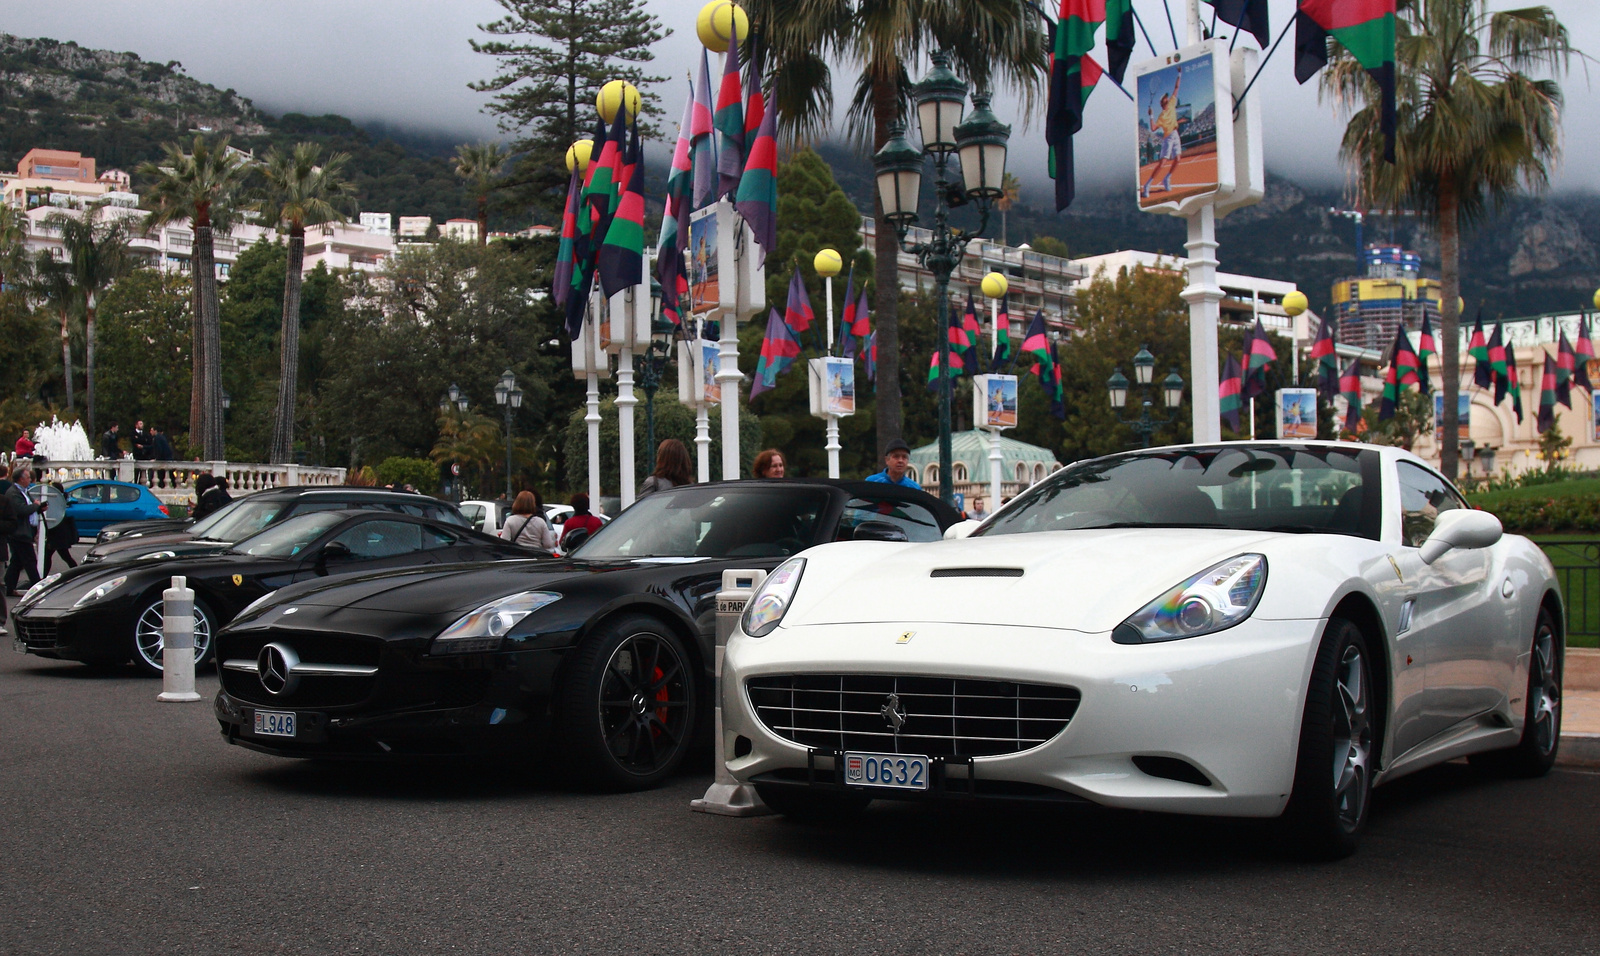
[815,249,842,478]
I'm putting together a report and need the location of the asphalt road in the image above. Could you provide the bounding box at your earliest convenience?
[2,649,1598,956]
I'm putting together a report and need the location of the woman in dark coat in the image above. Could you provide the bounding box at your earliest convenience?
[44,482,77,574]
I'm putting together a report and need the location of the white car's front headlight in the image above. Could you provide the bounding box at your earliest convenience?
[19,573,62,607]
[741,558,805,638]
[1113,554,1267,644]
[430,591,562,655]
[73,575,129,608]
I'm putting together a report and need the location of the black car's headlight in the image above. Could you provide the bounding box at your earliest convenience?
[18,572,62,608]
[99,530,122,542]
[1113,554,1266,644]
[430,591,562,655]
[137,550,177,561]
[741,558,805,638]
[73,575,129,608]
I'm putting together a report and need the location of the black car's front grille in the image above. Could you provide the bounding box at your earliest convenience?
[747,675,1081,758]
[14,618,65,650]
[219,630,384,708]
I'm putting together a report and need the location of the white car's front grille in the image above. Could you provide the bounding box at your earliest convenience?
[746,674,1080,758]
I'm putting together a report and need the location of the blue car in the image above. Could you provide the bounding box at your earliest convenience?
[63,480,170,538]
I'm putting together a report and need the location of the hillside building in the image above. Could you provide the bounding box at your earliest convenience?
[442,219,479,243]
[1,148,117,209]
[1328,246,1443,352]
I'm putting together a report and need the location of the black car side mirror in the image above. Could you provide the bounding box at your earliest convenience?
[562,527,591,551]
[852,520,909,543]
[315,541,354,573]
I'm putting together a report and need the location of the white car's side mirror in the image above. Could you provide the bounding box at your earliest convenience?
[944,519,982,540]
[1418,509,1503,565]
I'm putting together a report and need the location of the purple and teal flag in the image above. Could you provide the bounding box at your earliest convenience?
[783,264,813,335]
[750,307,802,400]
[838,266,857,356]
[1220,353,1244,432]
[733,85,777,265]
[1338,358,1364,432]
[691,52,717,209]
[656,92,695,325]
[553,166,582,311]
[714,19,745,201]
[1243,318,1277,399]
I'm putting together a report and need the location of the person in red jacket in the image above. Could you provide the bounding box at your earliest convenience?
[14,430,34,458]
[559,492,605,551]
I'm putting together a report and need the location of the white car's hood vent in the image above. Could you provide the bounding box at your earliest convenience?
[929,567,1024,578]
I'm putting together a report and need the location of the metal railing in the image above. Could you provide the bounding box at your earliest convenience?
[1540,539,1600,641]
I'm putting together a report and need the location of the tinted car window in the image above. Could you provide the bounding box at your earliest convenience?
[68,484,107,503]
[576,486,830,559]
[237,512,347,557]
[460,504,486,530]
[1396,461,1464,548]
[200,500,285,542]
[332,519,425,559]
[422,526,459,549]
[837,497,943,542]
[111,485,144,503]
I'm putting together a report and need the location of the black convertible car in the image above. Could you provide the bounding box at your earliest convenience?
[12,510,530,675]
[212,479,958,789]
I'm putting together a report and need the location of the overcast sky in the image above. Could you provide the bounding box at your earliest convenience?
[7,0,1597,203]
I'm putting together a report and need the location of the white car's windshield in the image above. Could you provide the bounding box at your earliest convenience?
[574,486,831,559]
[978,445,1379,539]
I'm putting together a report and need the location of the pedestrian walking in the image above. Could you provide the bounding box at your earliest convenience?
[498,490,557,551]
[44,482,77,574]
[4,463,43,596]
[638,439,693,498]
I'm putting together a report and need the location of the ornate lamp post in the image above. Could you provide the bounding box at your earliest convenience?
[636,278,675,474]
[1107,346,1184,447]
[872,51,1011,506]
[439,384,470,501]
[492,370,523,501]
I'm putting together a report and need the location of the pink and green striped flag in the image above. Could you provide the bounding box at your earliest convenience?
[734,84,777,265]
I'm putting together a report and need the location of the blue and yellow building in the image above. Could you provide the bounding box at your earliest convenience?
[1329,247,1443,351]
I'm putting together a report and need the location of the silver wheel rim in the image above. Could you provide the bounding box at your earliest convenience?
[1331,643,1371,831]
[1530,625,1560,756]
[134,601,212,672]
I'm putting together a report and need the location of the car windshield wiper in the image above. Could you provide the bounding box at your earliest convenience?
[1075,521,1227,530]
[1255,524,1362,536]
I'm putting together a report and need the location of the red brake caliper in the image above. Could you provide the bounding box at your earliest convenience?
[653,666,669,735]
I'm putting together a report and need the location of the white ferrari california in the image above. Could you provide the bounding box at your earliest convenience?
[721,441,1563,857]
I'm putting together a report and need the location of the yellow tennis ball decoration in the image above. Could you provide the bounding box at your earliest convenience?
[596,80,641,124]
[981,272,1009,299]
[565,139,594,174]
[1282,290,1308,317]
[696,0,748,53]
[813,248,843,278]
[1593,287,1600,310]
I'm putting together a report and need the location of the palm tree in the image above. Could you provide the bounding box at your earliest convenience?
[746,0,1045,454]
[1327,0,1577,479]
[453,142,508,246]
[995,172,1021,246]
[0,203,30,292]
[139,135,250,460]
[46,208,135,435]
[28,251,78,412]
[257,142,355,464]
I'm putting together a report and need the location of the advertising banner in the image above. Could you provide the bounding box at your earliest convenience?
[1277,388,1318,439]
[1434,392,1471,444]
[688,206,719,316]
[974,374,1019,430]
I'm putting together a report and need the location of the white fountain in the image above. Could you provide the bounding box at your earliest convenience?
[32,417,93,461]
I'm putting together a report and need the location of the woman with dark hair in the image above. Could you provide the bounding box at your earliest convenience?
[188,474,218,520]
[499,490,557,550]
[751,449,786,479]
[559,492,605,550]
[638,439,692,498]
[44,482,77,574]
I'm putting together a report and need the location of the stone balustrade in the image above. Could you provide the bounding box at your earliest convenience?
[11,459,348,503]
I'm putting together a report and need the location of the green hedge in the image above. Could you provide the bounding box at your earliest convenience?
[1479,495,1600,535]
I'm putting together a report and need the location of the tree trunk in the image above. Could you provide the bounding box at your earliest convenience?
[59,310,74,411]
[478,197,489,247]
[1438,178,1461,480]
[196,224,225,460]
[85,296,97,437]
[270,230,306,464]
[871,77,903,457]
[190,267,203,449]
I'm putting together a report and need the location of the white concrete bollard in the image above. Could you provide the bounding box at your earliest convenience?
[691,568,771,816]
[157,575,202,703]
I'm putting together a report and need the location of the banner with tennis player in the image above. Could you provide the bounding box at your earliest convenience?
[1133,42,1234,215]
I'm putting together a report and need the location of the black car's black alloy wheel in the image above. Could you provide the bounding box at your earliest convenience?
[132,595,215,677]
[558,613,696,791]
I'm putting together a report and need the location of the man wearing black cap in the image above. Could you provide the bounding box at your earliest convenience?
[865,438,922,489]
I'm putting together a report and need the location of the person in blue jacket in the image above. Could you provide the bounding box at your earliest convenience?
[865,438,921,489]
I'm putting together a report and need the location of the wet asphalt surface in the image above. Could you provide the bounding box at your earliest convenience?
[2,643,1598,956]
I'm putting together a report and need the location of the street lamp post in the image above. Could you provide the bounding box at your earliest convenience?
[637,278,674,474]
[439,384,470,499]
[1107,346,1184,448]
[872,51,1011,506]
[493,370,523,501]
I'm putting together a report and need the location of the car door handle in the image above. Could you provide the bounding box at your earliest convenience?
[1501,578,1515,599]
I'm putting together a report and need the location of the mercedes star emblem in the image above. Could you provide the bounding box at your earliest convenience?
[256,642,302,696]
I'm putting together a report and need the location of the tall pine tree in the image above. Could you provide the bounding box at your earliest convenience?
[471,0,667,217]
